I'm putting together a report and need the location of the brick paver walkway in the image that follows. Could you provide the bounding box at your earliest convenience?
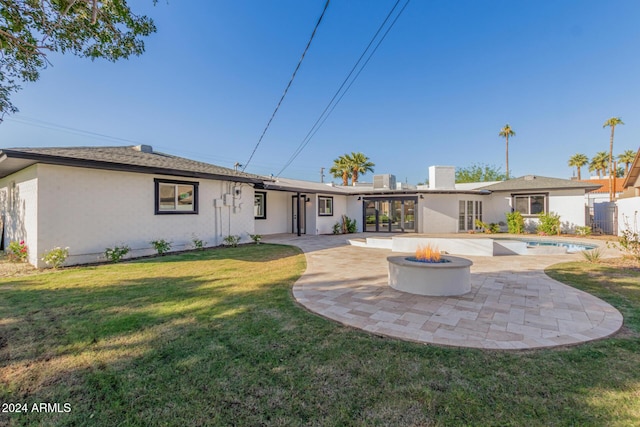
[264,233,623,350]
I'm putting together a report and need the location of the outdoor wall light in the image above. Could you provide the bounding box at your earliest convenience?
[419,195,424,199]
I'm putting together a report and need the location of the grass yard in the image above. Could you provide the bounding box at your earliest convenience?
[1,244,639,426]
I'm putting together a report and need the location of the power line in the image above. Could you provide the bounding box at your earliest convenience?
[242,0,331,172]
[275,0,411,177]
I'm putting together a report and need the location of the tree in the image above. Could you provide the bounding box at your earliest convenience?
[589,151,608,178]
[618,149,637,176]
[498,124,515,179]
[455,163,506,183]
[345,152,375,185]
[568,153,589,180]
[330,155,351,186]
[603,117,624,201]
[0,0,157,117]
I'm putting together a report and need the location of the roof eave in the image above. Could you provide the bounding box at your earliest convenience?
[0,149,265,184]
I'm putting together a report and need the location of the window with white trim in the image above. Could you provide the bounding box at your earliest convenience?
[254,191,266,219]
[318,196,333,216]
[154,179,198,214]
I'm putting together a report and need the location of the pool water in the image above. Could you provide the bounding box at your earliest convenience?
[523,240,596,253]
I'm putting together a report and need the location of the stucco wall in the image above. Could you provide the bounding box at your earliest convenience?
[254,190,290,235]
[617,197,640,235]
[36,164,255,267]
[547,190,588,232]
[0,165,39,265]
[420,195,459,233]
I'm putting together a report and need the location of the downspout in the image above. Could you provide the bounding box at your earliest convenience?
[296,192,301,237]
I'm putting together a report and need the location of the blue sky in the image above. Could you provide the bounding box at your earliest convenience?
[1,0,639,184]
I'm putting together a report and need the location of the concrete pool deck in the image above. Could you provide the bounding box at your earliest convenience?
[263,233,624,350]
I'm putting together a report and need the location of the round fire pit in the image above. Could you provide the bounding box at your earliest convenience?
[387,255,473,296]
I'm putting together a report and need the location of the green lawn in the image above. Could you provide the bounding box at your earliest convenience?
[1,245,639,426]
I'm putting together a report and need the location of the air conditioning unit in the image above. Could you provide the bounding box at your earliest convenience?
[373,174,396,189]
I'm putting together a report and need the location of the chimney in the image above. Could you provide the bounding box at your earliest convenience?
[428,166,455,190]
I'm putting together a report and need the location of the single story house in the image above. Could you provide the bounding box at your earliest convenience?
[617,148,640,234]
[0,146,602,267]
[0,145,266,267]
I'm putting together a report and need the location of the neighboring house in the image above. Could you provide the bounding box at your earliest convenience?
[617,148,640,234]
[0,145,265,267]
[578,178,623,206]
[0,145,602,268]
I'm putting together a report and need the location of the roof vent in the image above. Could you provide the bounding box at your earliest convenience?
[133,144,153,153]
[524,175,536,181]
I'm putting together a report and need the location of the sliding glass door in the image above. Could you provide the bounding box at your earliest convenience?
[363,197,417,233]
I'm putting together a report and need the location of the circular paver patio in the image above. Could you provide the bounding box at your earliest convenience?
[264,233,623,350]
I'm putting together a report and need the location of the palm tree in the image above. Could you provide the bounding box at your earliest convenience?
[618,149,637,176]
[568,153,589,180]
[345,152,375,185]
[499,124,515,179]
[603,117,624,201]
[330,155,351,186]
[589,151,608,178]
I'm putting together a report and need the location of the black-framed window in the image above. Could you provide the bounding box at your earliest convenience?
[254,191,267,219]
[154,179,198,214]
[513,193,547,216]
[318,196,333,216]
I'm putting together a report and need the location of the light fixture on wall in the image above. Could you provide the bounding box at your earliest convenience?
[357,197,362,201]
[419,194,424,199]
[305,197,311,203]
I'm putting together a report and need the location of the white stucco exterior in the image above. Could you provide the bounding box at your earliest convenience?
[1,164,256,267]
[0,165,40,266]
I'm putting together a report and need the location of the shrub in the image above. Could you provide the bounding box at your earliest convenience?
[249,234,262,244]
[537,212,561,235]
[506,211,525,234]
[581,247,603,263]
[223,235,240,247]
[150,239,172,256]
[608,214,640,261]
[474,220,499,234]
[105,245,130,263]
[333,215,357,234]
[42,247,69,269]
[7,240,28,262]
[575,226,592,236]
[192,236,206,250]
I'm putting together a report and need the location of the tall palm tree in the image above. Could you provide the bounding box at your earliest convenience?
[603,117,624,201]
[568,153,589,180]
[499,124,515,179]
[618,149,637,176]
[589,151,608,178]
[330,155,351,186]
[345,152,375,185]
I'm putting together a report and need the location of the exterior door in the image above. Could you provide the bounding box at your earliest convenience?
[362,197,417,232]
[292,195,306,234]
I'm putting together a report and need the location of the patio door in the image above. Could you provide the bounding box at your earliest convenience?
[292,195,306,234]
[362,197,417,232]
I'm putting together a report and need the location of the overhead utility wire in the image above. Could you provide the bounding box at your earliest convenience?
[275,0,411,177]
[241,0,330,172]
[276,0,402,176]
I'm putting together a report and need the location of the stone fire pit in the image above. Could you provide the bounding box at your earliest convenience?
[387,255,473,296]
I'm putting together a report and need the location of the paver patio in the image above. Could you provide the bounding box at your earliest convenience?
[263,233,623,350]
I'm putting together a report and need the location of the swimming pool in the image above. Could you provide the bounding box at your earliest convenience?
[522,240,597,253]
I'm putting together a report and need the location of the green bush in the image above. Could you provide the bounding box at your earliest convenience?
[249,234,262,244]
[105,245,130,263]
[537,212,561,235]
[42,247,69,269]
[223,235,241,247]
[192,236,206,250]
[7,240,28,262]
[506,211,525,234]
[608,214,640,261]
[575,226,592,236]
[150,239,172,255]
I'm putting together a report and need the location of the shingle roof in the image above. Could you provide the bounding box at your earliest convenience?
[0,145,266,183]
[479,175,602,192]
